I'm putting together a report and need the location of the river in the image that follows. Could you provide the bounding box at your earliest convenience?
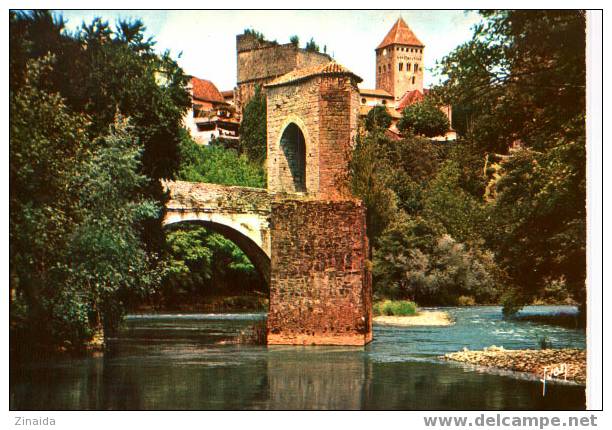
[10,306,586,410]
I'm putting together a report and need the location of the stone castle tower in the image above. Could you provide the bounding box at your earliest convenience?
[375,17,425,101]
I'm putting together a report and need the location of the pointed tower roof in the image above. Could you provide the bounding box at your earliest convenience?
[377,17,424,49]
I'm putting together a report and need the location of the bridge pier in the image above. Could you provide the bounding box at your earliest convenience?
[267,199,372,346]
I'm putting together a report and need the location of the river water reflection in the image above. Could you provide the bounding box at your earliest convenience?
[10,306,586,410]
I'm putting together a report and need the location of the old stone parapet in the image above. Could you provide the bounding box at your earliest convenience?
[163,180,272,217]
[162,180,273,284]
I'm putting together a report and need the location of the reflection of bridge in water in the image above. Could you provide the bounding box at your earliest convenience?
[163,61,372,346]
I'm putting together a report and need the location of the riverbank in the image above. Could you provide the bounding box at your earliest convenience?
[373,310,453,326]
[443,346,586,384]
[132,294,268,314]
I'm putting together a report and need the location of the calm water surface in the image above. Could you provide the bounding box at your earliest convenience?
[10,306,586,410]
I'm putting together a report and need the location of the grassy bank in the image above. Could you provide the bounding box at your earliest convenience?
[373,300,418,316]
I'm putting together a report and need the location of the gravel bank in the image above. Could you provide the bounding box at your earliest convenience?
[443,346,586,384]
[373,311,454,326]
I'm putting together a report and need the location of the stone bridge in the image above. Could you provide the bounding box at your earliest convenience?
[162,61,372,346]
[162,180,272,284]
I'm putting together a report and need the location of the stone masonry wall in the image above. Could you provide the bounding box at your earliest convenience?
[236,35,330,112]
[318,75,361,200]
[267,199,372,346]
[266,74,360,200]
[266,78,321,194]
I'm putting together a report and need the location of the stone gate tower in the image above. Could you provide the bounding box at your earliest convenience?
[264,62,372,346]
[375,17,425,101]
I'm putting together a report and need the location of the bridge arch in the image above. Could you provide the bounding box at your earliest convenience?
[162,217,270,285]
[162,181,273,285]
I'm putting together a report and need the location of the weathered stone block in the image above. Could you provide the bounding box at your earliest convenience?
[267,199,372,346]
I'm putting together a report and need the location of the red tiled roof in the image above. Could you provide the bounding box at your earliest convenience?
[377,18,424,49]
[397,89,430,111]
[265,61,363,88]
[190,77,225,103]
[359,88,393,98]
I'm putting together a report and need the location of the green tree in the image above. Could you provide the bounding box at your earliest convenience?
[436,11,587,316]
[422,159,488,244]
[435,10,585,152]
[305,37,320,52]
[239,85,267,163]
[373,213,498,304]
[489,138,586,315]
[364,105,392,132]
[289,35,299,46]
[10,11,191,254]
[398,99,450,137]
[10,57,161,347]
[349,132,398,245]
[178,134,266,188]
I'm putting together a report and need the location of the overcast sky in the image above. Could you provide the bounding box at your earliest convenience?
[56,10,481,91]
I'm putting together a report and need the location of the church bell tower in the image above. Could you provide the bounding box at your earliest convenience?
[375,17,425,101]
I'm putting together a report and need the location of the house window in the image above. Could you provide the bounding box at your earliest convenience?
[398,63,403,71]
[361,98,366,104]
[382,100,387,105]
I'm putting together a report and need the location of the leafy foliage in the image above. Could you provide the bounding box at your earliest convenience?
[178,134,266,188]
[373,300,418,316]
[10,57,162,347]
[435,10,585,152]
[364,105,392,132]
[243,28,269,43]
[398,99,450,137]
[305,37,320,52]
[435,10,586,316]
[289,35,299,46]
[373,214,499,305]
[160,224,264,309]
[350,132,398,244]
[238,85,267,163]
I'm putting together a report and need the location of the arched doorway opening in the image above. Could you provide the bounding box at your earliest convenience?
[279,123,306,192]
[158,220,270,313]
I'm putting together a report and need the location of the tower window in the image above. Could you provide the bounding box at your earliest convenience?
[361,98,366,104]
[379,65,381,73]
[398,63,403,71]
[407,63,411,71]
[414,64,419,72]
[412,76,415,84]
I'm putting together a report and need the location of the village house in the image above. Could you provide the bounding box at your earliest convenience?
[183,76,239,145]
